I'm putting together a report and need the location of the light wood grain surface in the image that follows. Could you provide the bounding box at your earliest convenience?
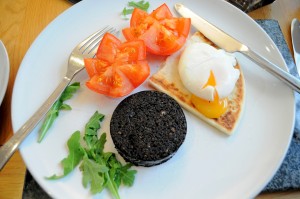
[0,0,299,198]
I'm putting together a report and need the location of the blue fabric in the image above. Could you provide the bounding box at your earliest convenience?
[256,19,300,192]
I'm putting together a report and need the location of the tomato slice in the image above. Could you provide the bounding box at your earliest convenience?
[86,68,135,98]
[84,58,109,78]
[122,3,191,55]
[85,33,150,98]
[118,60,150,87]
[150,3,173,20]
[138,21,186,55]
[130,8,149,27]
[162,18,191,37]
[96,33,122,63]
[116,40,147,62]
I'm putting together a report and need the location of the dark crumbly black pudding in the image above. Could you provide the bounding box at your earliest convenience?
[110,90,187,167]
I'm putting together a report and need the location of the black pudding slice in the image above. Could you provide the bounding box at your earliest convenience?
[110,90,187,167]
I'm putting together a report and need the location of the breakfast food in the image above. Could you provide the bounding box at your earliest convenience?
[84,3,191,98]
[122,3,191,55]
[149,32,245,135]
[110,90,187,167]
[84,33,150,98]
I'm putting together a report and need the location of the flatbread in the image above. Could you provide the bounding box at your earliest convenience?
[149,32,245,135]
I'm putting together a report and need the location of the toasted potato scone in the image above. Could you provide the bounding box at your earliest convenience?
[149,32,245,135]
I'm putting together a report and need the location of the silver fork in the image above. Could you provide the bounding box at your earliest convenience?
[0,26,118,170]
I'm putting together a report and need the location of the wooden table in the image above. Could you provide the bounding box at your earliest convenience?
[0,0,299,198]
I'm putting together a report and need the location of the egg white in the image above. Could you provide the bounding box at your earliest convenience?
[178,42,240,101]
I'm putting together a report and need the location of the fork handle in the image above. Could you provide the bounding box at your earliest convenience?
[0,76,71,170]
[241,48,300,93]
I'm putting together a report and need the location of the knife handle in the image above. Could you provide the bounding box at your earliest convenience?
[241,49,300,93]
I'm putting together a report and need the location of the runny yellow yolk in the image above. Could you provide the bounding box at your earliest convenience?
[191,70,228,118]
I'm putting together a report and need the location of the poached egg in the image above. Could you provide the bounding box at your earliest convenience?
[178,42,240,118]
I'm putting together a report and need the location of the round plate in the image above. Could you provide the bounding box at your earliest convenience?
[0,40,9,105]
[11,0,295,198]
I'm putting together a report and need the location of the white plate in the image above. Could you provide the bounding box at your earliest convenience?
[11,0,295,198]
[0,40,9,105]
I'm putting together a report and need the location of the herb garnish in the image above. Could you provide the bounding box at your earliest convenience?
[38,82,80,142]
[128,0,150,10]
[47,111,137,199]
[122,0,150,19]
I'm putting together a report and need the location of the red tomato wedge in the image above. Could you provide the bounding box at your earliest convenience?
[122,3,191,55]
[84,33,150,98]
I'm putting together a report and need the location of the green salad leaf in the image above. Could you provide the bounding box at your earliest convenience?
[122,7,134,16]
[48,111,137,199]
[47,131,84,180]
[122,0,150,19]
[80,156,108,194]
[128,0,150,10]
[119,163,137,187]
[38,82,80,143]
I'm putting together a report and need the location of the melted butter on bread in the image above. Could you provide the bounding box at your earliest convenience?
[149,32,245,135]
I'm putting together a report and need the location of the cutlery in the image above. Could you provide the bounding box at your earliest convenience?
[0,26,118,170]
[175,3,300,93]
[291,18,300,75]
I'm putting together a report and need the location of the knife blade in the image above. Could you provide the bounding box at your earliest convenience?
[175,3,300,93]
[291,18,300,76]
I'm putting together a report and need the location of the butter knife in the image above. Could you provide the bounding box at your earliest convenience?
[175,3,300,93]
[291,18,300,75]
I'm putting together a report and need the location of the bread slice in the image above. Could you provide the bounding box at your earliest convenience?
[149,32,245,135]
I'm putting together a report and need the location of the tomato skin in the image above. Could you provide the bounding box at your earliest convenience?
[130,8,149,27]
[86,68,135,98]
[150,3,173,20]
[138,22,186,55]
[122,3,191,56]
[122,27,138,41]
[118,60,150,87]
[96,33,122,63]
[84,59,109,77]
[85,33,150,98]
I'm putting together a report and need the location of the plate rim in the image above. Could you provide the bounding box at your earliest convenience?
[0,40,10,105]
[11,0,296,198]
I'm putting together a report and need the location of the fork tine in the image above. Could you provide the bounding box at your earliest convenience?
[79,26,118,56]
[87,29,119,55]
[80,27,112,51]
[78,26,111,50]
